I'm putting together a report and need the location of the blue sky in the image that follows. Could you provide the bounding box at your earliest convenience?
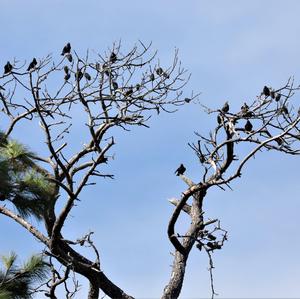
[1,1,300,298]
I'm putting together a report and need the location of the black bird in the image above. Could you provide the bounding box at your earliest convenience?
[125,88,133,97]
[150,73,155,81]
[281,105,288,115]
[175,164,186,176]
[275,93,281,102]
[61,43,71,55]
[217,114,222,124]
[110,52,117,63]
[112,81,118,90]
[75,71,83,81]
[64,73,71,81]
[263,86,270,97]
[135,83,141,91]
[63,66,69,74]
[241,102,249,114]
[184,98,191,103]
[221,101,229,113]
[27,58,37,71]
[4,61,13,74]
[84,72,91,80]
[244,120,253,132]
[270,90,275,99]
[275,137,284,146]
[66,53,73,63]
[156,67,163,76]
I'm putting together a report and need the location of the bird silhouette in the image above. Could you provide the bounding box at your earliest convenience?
[241,103,249,114]
[63,66,69,74]
[27,58,37,71]
[175,164,186,176]
[156,67,163,76]
[61,43,71,55]
[112,81,118,90]
[66,54,73,63]
[84,72,91,80]
[64,73,71,81]
[125,88,133,97]
[217,114,222,124]
[75,71,83,81]
[110,52,117,63]
[244,120,253,132]
[275,93,281,102]
[263,86,270,97]
[221,101,229,113]
[4,61,13,74]
[150,73,155,81]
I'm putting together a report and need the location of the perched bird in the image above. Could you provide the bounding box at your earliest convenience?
[63,66,69,74]
[84,72,91,80]
[27,58,37,71]
[244,120,253,132]
[156,67,163,76]
[66,53,73,63]
[275,93,281,102]
[110,52,117,63]
[221,101,229,113]
[135,83,141,91]
[4,61,13,74]
[275,137,284,146]
[263,86,270,97]
[207,234,217,241]
[175,164,186,176]
[112,81,118,90]
[184,98,191,103]
[241,102,249,114]
[280,105,288,115]
[199,154,205,164]
[217,114,222,124]
[150,73,155,81]
[270,90,275,99]
[61,43,71,55]
[125,88,133,97]
[64,73,71,81]
[75,70,83,81]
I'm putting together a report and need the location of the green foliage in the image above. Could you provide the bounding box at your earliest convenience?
[0,253,48,299]
[0,133,54,220]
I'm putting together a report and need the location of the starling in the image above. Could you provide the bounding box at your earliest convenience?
[136,83,141,91]
[175,163,186,176]
[75,70,83,81]
[110,52,117,63]
[270,90,275,99]
[241,102,249,114]
[27,58,37,71]
[263,86,270,97]
[199,154,205,163]
[156,67,163,76]
[184,98,191,103]
[244,120,253,132]
[64,73,71,81]
[61,42,71,55]
[207,234,217,241]
[63,66,69,74]
[275,137,283,146]
[84,72,91,80]
[217,114,222,124]
[221,101,229,113]
[281,105,288,115]
[66,53,73,63]
[112,81,118,90]
[150,73,155,81]
[125,88,133,97]
[275,93,281,102]
[4,61,13,74]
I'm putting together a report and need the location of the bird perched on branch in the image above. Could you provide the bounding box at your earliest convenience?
[110,52,117,63]
[61,43,71,56]
[66,53,73,63]
[275,93,281,102]
[27,58,37,71]
[263,86,270,97]
[240,102,249,115]
[221,101,229,113]
[4,61,13,74]
[244,120,253,133]
[156,67,163,76]
[175,164,186,176]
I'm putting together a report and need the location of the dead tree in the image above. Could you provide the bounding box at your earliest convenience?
[0,41,196,298]
[162,80,300,298]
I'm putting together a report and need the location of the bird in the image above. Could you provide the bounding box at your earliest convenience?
[263,86,270,97]
[84,72,91,80]
[150,73,155,81]
[136,83,141,91]
[75,71,83,81]
[244,120,253,132]
[275,93,281,102]
[184,98,191,103]
[241,102,249,114]
[221,101,229,113]
[27,58,37,71]
[66,54,73,63]
[64,73,71,81]
[217,114,222,124]
[61,43,71,55]
[4,61,13,74]
[125,88,133,97]
[175,164,186,176]
[112,81,118,90]
[110,52,117,63]
[270,90,275,99]
[63,66,69,74]
[280,105,288,115]
[156,67,163,76]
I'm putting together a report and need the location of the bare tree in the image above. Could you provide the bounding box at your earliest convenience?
[0,41,299,298]
[0,41,195,298]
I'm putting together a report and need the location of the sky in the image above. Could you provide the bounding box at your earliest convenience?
[1,0,300,298]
